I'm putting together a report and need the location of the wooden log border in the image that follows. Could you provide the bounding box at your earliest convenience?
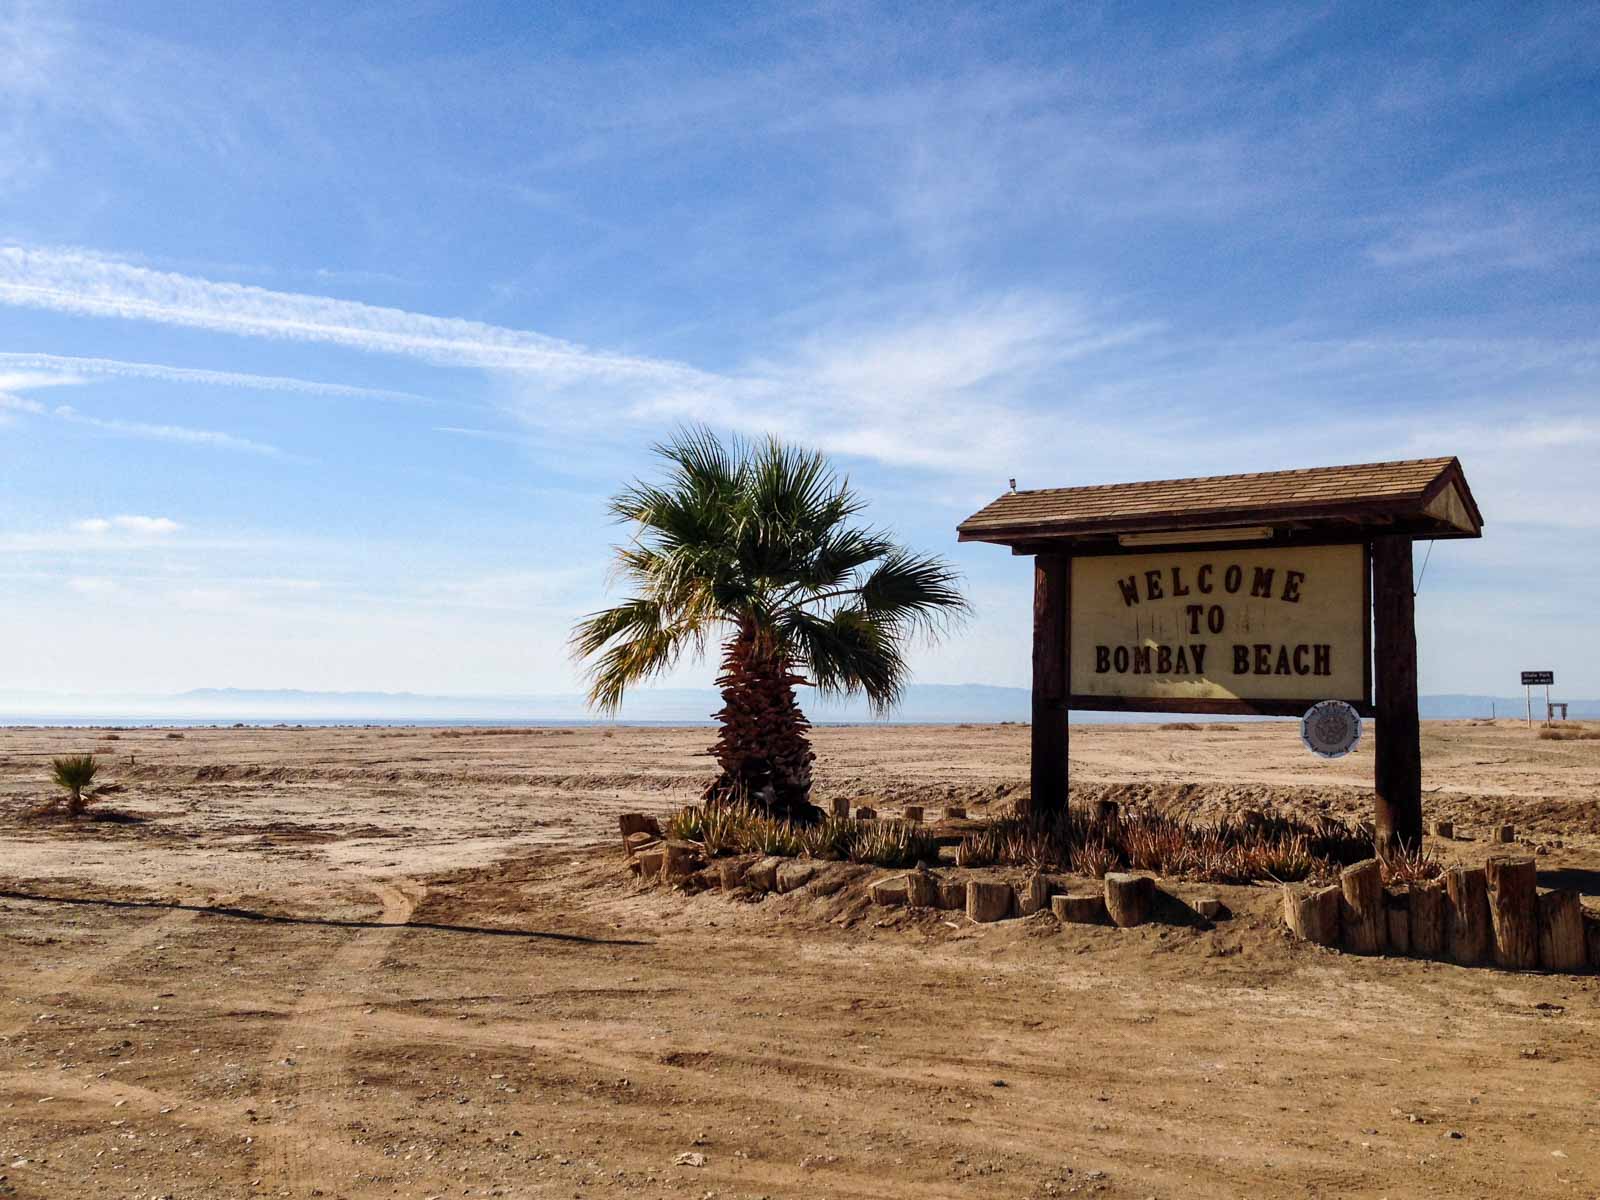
[1279,856,1597,974]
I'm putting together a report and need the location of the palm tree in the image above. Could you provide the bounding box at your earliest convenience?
[50,753,100,816]
[573,429,968,821]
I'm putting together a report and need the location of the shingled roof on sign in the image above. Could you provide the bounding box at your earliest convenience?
[957,456,1483,549]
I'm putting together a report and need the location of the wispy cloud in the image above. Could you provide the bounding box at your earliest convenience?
[0,351,429,403]
[0,245,710,384]
[434,425,541,446]
[0,244,1162,474]
[0,515,196,555]
[66,575,123,596]
[632,295,1159,471]
[1366,206,1600,273]
[0,367,77,419]
[75,515,181,536]
[0,390,44,415]
[54,404,282,456]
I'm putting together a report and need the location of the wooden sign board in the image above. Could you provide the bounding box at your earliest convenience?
[1068,544,1370,714]
[959,456,1486,846]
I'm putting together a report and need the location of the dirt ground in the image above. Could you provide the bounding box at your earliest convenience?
[1,720,1597,1199]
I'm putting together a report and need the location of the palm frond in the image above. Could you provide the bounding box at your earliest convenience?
[782,606,908,713]
[570,598,704,712]
[855,549,970,634]
[654,425,743,498]
[787,526,898,596]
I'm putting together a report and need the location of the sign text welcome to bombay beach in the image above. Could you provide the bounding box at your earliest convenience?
[1068,544,1368,704]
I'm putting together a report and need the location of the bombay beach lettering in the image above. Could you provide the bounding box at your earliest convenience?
[1070,545,1367,705]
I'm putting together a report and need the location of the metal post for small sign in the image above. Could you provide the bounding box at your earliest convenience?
[1520,671,1554,728]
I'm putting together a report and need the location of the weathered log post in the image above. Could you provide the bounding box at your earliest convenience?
[618,812,661,856]
[904,866,940,909]
[1282,883,1341,947]
[717,858,750,891]
[1053,893,1109,925]
[967,880,1013,923]
[1485,855,1539,970]
[1017,872,1051,916]
[1444,865,1491,965]
[1585,911,1600,971]
[1339,859,1385,954]
[1536,889,1586,972]
[661,840,702,881]
[1384,887,1411,956]
[1408,877,1446,959]
[869,876,908,906]
[1103,873,1154,928]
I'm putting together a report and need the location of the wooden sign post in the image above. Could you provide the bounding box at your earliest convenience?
[959,457,1483,858]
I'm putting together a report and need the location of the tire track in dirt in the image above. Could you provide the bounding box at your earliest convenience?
[252,878,436,1198]
[0,904,199,1038]
[0,1069,388,1178]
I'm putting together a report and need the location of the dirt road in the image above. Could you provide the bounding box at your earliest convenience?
[2,722,1596,1198]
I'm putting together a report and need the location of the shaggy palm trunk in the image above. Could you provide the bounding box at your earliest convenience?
[705,625,818,822]
[66,788,85,817]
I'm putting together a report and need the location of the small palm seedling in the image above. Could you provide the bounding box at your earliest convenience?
[50,753,101,817]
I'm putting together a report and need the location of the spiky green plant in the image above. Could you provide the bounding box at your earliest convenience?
[697,804,748,858]
[1249,834,1319,882]
[1380,844,1443,884]
[746,818,807,858]
[852,820,941,868]
[50,754,100,816]
[666,804,706,843]
[571,428,968,821]
[800,815,864,861]
[1068,840,1121,879]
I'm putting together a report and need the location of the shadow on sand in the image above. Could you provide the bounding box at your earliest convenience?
[0,889,649,947]
[1534,867,1600,899]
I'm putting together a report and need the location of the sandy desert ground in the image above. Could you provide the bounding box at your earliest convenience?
[1,720,1597,1199]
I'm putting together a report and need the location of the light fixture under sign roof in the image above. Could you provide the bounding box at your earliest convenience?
[1116,526,1275,548]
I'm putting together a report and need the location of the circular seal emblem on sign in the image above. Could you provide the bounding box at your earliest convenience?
[1301,700,1362,759]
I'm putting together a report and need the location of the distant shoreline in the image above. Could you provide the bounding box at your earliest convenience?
[1,713,1555,731]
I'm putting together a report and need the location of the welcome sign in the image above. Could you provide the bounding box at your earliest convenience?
[1068,544,1368,707]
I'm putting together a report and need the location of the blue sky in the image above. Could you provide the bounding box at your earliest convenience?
[1,1,1596,703]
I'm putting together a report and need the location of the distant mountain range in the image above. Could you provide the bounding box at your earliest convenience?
[1,684,1593,724]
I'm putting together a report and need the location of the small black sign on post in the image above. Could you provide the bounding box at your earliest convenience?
[1521,670,1554,727]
